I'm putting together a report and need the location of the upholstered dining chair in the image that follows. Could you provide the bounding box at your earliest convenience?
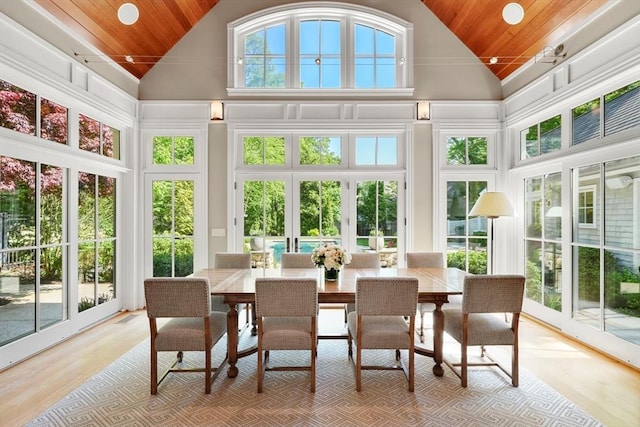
[346,252,381,269]
[255,277,318,393]
[406,252,446,343]
[347,277,419,392]
[144,277,228,395]
[280,252,316,268]
[214,252,252,324]
[344,252,381,321]
[442,274,526,387]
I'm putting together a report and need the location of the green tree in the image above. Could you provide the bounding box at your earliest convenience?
[244,31,285,88]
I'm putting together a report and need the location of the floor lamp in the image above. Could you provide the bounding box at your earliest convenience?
[469,192,514,274]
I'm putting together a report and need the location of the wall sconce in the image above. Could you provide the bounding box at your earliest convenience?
[210,101,224,120]
[417,101,430,120]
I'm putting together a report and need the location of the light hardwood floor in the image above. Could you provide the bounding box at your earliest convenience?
[1,309,639,427]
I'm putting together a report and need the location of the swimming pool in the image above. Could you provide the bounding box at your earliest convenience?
[269,240,337,264]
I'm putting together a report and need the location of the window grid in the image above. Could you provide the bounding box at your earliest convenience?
[578,187,596,227]
[231,5,409,91]
[520,80,639,161]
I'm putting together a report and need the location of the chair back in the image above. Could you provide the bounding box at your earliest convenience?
[355,277,418,316]
[462,275,526,314]
[281,253,315,268]
[345,253,380,268]
[144,278,211,318]
[214,252,251,269]
[406,252,444,268]
[255,277,318,317]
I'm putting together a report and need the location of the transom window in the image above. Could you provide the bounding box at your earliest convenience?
[243,136,286,165]
[79,114,120,160]
[239,133,402,169]
[520,115,562,160]
[244,24,286,88]
[299,136,342,165]
[229,3,411,94]
[152,136,195,165]
[355,136,397,165]
[300,20,341,88]
[446,136,488,165]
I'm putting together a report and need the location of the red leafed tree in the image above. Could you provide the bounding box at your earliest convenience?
[0,80,35,135]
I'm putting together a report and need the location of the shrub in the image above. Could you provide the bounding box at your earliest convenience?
[78,297,95,312]
[447,250,486,275]
[526,259,542,302]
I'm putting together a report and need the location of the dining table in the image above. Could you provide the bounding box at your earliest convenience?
[191,266,466,379]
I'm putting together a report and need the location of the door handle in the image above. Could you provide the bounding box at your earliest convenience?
[286,237,290,252]
[294,237,299,252]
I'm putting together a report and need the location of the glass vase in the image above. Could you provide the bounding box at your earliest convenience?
[324,267,339,281]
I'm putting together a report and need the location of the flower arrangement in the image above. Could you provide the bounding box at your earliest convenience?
[311,243,351,271]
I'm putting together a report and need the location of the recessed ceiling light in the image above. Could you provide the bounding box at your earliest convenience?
[125,55,135,64]
[118,3,139,25]
[489,57,498,65]
[502,2,524,25]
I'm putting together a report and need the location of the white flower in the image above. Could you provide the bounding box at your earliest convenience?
[311,243,351,270]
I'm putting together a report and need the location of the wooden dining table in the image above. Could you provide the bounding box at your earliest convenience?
[191,267,466,379]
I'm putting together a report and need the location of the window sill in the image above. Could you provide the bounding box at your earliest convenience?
[226,88,415,98]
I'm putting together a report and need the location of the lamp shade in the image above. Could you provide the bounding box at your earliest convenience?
[469,192,513,218]
[210,101,224,120]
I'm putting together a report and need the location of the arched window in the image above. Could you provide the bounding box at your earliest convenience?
[228,2,413,96]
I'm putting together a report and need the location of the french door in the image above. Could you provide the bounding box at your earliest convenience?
[235,172,404,268]
[144,173,205,277]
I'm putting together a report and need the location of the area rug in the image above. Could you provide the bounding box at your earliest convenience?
[27,333,602,427]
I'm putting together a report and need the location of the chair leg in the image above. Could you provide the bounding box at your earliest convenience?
[419,310,426,343]
[356,347,362,392]
[408,348,415,392]
[205,348,212,394]
[310,347,316,393]
[150,349,158,395]
[461,343,468,388]
[512,342,519,387]
[257,349,263,393]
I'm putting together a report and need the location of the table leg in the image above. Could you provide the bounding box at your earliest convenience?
[432,302,445,376]
[226,304,239,378]
[251,305,257,336]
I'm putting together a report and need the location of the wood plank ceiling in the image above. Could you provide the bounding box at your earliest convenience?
[34,0,607,80]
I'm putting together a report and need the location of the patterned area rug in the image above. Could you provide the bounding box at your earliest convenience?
[27,329,601,427]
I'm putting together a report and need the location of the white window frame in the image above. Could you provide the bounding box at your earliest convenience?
[439,131,497,170]
[577,185,596,228]
[142,130,204,173]
[293,132,349,169]
[142,126,208,277]
[351,134,404,169]
[227,2,413,97]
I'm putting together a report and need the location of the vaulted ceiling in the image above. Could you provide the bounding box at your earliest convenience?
[31,0,612,80]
